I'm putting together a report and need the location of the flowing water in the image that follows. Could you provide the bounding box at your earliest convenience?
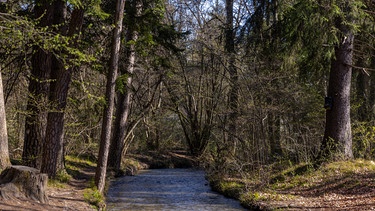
[106,168,247,211]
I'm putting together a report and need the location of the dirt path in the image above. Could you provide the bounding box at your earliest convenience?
[0,178,95,211]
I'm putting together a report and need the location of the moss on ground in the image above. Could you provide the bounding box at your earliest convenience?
[209,159,375,210]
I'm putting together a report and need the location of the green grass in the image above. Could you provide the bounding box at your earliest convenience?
[47,170,72,188]
[212,159,375,210]
[65,155,96,179]
[47,155,97,190]
[48,179,66,188]
[65,155,96,168]
[269,159,375,191]
[83,187,105,208]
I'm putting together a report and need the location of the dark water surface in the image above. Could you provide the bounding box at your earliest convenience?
[106,168,247,211]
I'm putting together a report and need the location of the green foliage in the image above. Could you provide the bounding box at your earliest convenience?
[123,0,185,57]
[65,84,104,156]
[48,179,66,188]
[277,0,365,83]
[48,170,72,188]
[279,0,336,81]
[233,159,375,209]
[0,12,97,70]
[0,13,34,54]
[352,122,375,159]
[55,170,72,183]
[66,155,97,167]
[83,187,105,208]
[209,176,245,200]
[86,0,110,19]
[115,73,130,94]
[270,163,313,186]
[324,159,375,173]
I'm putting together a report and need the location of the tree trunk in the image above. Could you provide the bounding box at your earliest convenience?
[95,0,126,194]
[269,112,282,160]
[41,7,84,178]
[0,70,11,170]
[22,0,54,169]
[22,48,51,169]
[108,1,140,173]
[40,0,67,178]
[107,91,132,173]
[319,20,354,162]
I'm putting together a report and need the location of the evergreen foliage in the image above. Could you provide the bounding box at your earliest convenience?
[0,0,375,199]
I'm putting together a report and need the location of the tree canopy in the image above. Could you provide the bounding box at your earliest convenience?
[0,0,375,204]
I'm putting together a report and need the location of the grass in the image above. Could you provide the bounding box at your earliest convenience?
[48,179,67,188]
[63,155,104,209]
[65,155,96,170]
[210,159,375,210]
[65,155,96,179]
[83,187,105,208]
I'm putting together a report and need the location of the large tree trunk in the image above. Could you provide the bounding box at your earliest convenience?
[22,48,51,169]
[319,20,354,162]
[0,70,11,170]
[41,7,84,178]
[95,0,126,194]
[40,0,67,177]
[22,0,54,169]
[108,0,140,174]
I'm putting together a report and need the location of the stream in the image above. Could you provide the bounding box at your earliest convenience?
[106,168,247,211]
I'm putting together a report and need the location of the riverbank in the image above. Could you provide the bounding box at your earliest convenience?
[0,156,97,210]
[3,153,373,210]
[0,151,197,211]
[209,159,375,210]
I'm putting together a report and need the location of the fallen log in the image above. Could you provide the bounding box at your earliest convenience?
[0,165,48,203]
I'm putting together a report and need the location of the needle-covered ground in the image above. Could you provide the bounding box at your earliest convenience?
[0,156,99,211]
[211,159,375,210]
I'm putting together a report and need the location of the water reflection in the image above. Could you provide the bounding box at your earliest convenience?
[107,168,246,211]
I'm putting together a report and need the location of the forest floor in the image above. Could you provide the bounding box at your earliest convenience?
[0,156,97,211]
[210,159,375,210]
[2,154,374,210]
[0,151,196,211]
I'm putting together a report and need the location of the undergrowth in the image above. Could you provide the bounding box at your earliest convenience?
[83,186,105,209]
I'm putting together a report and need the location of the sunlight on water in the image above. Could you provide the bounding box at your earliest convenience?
[107,169,246,211]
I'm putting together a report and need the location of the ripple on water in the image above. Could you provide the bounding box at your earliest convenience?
[106,169,246,211]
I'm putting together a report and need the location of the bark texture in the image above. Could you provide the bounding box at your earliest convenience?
[0,70,11,170]
[108,0,140,174]
[320,22,354,161]
[0,165,48,203]
[41,7,84,178]
[22,0,54,169]
[95,0,126,193]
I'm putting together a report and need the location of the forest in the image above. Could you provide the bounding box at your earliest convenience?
[0,0,375,209]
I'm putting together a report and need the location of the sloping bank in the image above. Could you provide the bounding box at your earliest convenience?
[208,175,261,210]
[207,159,375,210]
